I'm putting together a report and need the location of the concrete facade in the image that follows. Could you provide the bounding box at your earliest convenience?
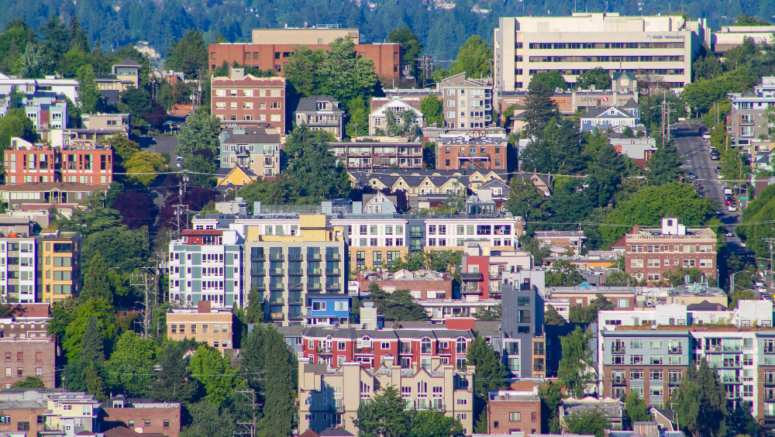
[440,73,493,129]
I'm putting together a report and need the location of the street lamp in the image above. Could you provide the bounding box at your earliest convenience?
[730,270,747,295]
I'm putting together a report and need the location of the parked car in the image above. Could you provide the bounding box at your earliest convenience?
[725,196,734,206]
[728,205,738,211]
[711,153,720,161]
[703,133,712,140]
[723,186,733,195]
[687,171,697,180]
[755,281,766,288]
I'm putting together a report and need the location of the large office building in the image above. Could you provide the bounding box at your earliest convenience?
[493,13,707,91]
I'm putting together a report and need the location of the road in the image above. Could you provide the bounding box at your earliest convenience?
[672,120,749,259]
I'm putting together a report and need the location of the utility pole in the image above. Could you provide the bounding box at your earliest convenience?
[172,175,190,239]
[130,271,156,338]
[233,389,259,437]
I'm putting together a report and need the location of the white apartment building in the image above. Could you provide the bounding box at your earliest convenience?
[0,74,80,104]
[0,237,37,303]
[424,216,521,249]
[493,13,707,91]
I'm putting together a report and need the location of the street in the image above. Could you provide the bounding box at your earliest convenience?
[672,120,748,258]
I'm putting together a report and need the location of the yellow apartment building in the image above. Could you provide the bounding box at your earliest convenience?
[166,301,234,350]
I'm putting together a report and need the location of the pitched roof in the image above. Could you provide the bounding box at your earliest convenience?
[216,165,258,183]
[686,300,727,311]
[622,98,639,108]
[319,428,355,437]
[221,131,281,145]
[115,58,142,67]
[582,105,634,119]
[299,430,320,437]
[295,95,343,112]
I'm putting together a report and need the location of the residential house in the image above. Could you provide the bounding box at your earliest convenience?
[218,127,281,177]
[215,166,259,192]
[368,97,424,136]
[95,59,142,92]
[0,74,79,105]
[579,101,641,132]
[305,295,352,326]
[81,113,131,132]
[294,96,345,140]
[534,231,586,256]
[0,183,108,212]
[357,269,453,299]
[608,135,657,165]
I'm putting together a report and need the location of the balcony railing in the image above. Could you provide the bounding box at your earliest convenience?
[289,269,304,276]
[308,268,322,276]
[253,254,266,261]
[269,283,284,291]
[327,253,341,261]
[269,268,285,276]
[611,345,626,354]
[317,347,333,355]
[270,312,284,320]
[253,268,266,276]
[308,282,322,291]
[289,297,304,305]
[270,254,285,261]
[611,377,627,386]
[326,268,341,276]
[289,254,304,262]
[326,283,341,291]
[270,297,284,305]
[308,253,322,261]
[668,346,683,354]
[668,377,682,385]
[356,347,373,354]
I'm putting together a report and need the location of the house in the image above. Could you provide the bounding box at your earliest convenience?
[511,173,552,197]
[219,127,281,177]
[305,295,352,326]
[477,178,510,211]
[216,165,258,192]
[96,59,142,92]
[362,192,397,214]
[294,96,345,140]
[608,134,657,165]
[579,101,641,132]
[368,97,424,136]
[534,231,586,255]
[0,74,79,105]
[0,313,56,388]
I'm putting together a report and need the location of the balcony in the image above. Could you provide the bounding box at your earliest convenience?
[253,254,266,261]
[668,346,683,354]
[317,347,333,355]
[308,282,322,291]
[327,253,341,261]
[722,376,740,383]
[253,268,266,276]
[611,345,626,354]
[326,283,341,291]
[611,377,627,386]
[289,297,304,305]
[270,312,285,320]
[254,283,266,291]
[269,268,285,276]
[269,297,284,305]
[308,268,322,276]
[308,253,322,261]
[289,269,304,276]
[269,282,285,291]
[270,254,284,262]
[356,347,373,354]
[289,254,304,262]
[326,268,341,276]
[533,363,545,372]
[668,377,682,385]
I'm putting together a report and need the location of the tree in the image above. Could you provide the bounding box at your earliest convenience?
[180,401,233,437]
[646,141,684,185]
[80,253,112,304]
[105,331,160,396]
[83,226,150,272]
[569,293,615,323]
[85,361,108,402]
[507,178,550,225]
[729,401,760,437]
[12,376,45,388]
[149,342,200,403]
[388,28,423,78]
[125,151,167,186]
[624,391,651,427]
[539,381,565,433]
[674,359,728,437]
[523,82,559,133]
[107,133,140,164]
[467,334,508,397]
[530,70,569,91]
[246,287,264,323]
[545,305,566,326]
[166,30,208,79]
[355,385,412,437]
[80,315,106,364]
[576,67,611,90]
[113,190,158,230]
[546,260,585,287]
[518,235,551,265]
[76,65,101,113]
[475,304,501,321]
[41,15,68,63]
[345,96,369,137]
[282,46,326,97]
[189,345,244,407]
[63,299,116,362]
[558,326,594,398]
[178,107,221,157]
[449,35,492,79]
[409,410,464,437]
[420,95,443,127]
[735,13,772,25]
[564,410,611,437]
[21,42,49,79]
[367,283,428,321]
[0,108,36,152]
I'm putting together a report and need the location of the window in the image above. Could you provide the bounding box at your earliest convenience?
[509,412,521,421]
[650,369,663,381]
[630,369,643,380]
[18,422,30,431]
[381,342,390,350]
[631,355,643,365]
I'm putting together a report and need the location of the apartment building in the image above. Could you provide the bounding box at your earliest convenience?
[436,136,509,171]
[44,392,102,437]
[0,313,55,389]
[493,13,706,91]
[423,212,523,251]
[38,231,82,304]
[95,59,142,92]
[728,76,775,152]
[501,270,546,378]
[211,68,286,133]
[369,97,425,135]
[81,113,131,132]
[20,99,67,131]
[168,229,243,308]
[101,395,182,437]
[357,269,454,300]
[328,142,423,170]
[440,73,493,129]
[624,217,717,285]
[208,27,401,80]
[294,96,345,140]
[298,358,475,435]
[535,231,586,256]
[5,138,113,186]
[0,389,49,437]
[219,128,281,178]
[301,324,474,371]
[244,214,348,326]
[0,74,79,105]
[486,390,542,435]
[166,301,234,350]
[330,216,410,270]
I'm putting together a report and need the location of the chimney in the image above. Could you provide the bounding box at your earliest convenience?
[631,224,639,234]
[198,300,211,313]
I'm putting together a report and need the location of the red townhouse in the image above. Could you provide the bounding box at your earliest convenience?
[301,324,474,372]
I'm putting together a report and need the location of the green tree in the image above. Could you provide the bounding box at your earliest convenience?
[178,107,222,158]
[564,410,611,437]
[387,28,423,78]
[367,283,428,321]
[409,410,464,437]
[166,30,208,79]
[539,381,565,433]
[693,44,724,81]
[180,401,234,437]
[189,345,244,407]
[80,253,112,304]
[76,65,102,113]
[12,376,45,388]
[546,260,585,287]
[569,294,615,323]
[646,141,685,185]
[674,359,728,437]
[0,108,36,153]
[345,96,369,137]
[246,287,264,323]
[105,331,160,396]
[545,305,566,326]
[735,13,772,25]
[282,46,326,97]
[558,326,594,398]
[506,178,550,225]
[107,133,141,165]
[523,82,559,133]
[475,304,501,321]
[466,334,508,398]
[80,315,106,364]
[148,342,200,403]
[449,35,492,79]
[729,401,760,437]
[518,235,551,265]
[529,71,568,91]
[576,67,611,90]
[354,385,412,437]
[420,95,443,127]
[21,42,49,79]
[125,151,167,186]
[85,361,108,401]
[624,391,651,427]
[63,299,116,363]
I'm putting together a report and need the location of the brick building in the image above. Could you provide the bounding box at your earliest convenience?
[358,269,453,300]
[0,390,49,437]
[211,68,287,133]
[435,136,509,171]
[0,315,56,388]
[4,137,113,186]
[208,28,401,81]
[101,395,182,437]
[624,217,717,285]
[166,301,234,351]
[486,390,542,434]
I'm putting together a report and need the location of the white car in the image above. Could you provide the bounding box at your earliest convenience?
[703,133,711,140]
[717,173,723,179]
[728,205,738,211]
[724,187,733,195]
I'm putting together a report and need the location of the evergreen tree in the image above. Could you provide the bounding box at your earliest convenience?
[246,287,264,324]
[545,305,566,326]
[354,385,411,437]
[84,361,108,402]
[624,391,651,429]
[12,376,45,388]
[166,30,208,79]
[729,401,760,437]
[674,359,728,437]
[80,253,112,304]
[538,381,564,433]
[449,35,492,79]
[558,326,594,398]
[40,15,68,65]
[646,141,684,186]
[68,15,90,52]
[523,82,559,133]
[367,285,428,321]
[564,410,611,437]
[466,334,508,398]
[149,343,199,403]
[76,65,102,114]
[80,315,105,364]
[387,28,423,78]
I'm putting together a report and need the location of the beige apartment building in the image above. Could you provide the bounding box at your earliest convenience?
[298,358,475,435]
[252,28,359,44]
[493,13,707,91]
[166,301,234,350]
[440,73,493,129]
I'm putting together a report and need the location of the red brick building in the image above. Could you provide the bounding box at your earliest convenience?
[487,390,542,434]
[4,138,113,186]
[624,218,717,285]
[436,136,509,171]
[0,395,47,437]
[211,68,287,133]
[0,316,56,389]
[209,43,401,81]
[102,395,182,437]
[358,270,453,300]
[301,323,474,371]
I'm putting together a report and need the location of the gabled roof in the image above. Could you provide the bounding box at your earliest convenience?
[295,95,343,112]
[370,96,424,116]
[216,165,258,186]
[622,98,639,108]
[582,105,634,119]
[319,428,355,437]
